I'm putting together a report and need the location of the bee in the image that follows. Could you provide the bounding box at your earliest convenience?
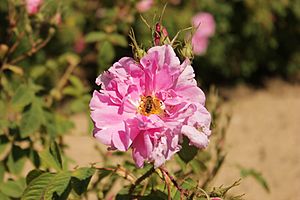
[145,96,153,113]
[139,95,163,116]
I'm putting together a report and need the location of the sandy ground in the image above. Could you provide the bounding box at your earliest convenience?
[65,79,300,200]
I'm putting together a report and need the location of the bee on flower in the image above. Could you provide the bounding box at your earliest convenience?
[90,28,211,168]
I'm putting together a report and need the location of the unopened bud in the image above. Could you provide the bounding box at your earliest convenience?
[154,23,161,46]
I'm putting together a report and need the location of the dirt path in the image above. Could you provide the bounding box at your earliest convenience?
[65,79,300,200]
[214,79,300,200]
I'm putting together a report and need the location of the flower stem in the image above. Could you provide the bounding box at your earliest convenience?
[159,166,189,199]
[129,166,155,194]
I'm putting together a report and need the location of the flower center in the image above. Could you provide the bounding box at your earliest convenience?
[138,95,163,116]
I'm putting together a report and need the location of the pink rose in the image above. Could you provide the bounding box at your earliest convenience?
[136,0,154,13]
[90,45,211,168]
[191,12,216,55]
[25,0,43,15]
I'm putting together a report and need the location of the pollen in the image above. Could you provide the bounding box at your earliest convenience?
[138,95,163,116]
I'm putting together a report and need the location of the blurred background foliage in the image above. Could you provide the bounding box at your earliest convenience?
[0,0,298,199]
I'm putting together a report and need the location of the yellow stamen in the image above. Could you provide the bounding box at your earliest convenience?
[138,95,163,116]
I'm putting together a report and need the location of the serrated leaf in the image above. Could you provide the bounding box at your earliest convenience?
[26,169,45,185]
[98,169,112,181]
[85,31,107,43]
[49,140,63,170]
[20,99,44,138]
[178,136,198,163]
[240,167,270,192]
[44,171,71,199]
[21,172,55,200]
[11,85,34,109]
[0,180,24,198]
[72,167,95,180]
[71,167,95,195]
[39,149,62,172]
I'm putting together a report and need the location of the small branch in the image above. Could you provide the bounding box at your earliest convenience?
[129,166,155,194]
[161,169,171,200]
[97,165,137,184]
[9,28,55,64]
[8,32,25,55]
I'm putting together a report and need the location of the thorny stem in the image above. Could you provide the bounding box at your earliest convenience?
[129,166,155,194]
[161,169,171,200]
[159,166,189,200]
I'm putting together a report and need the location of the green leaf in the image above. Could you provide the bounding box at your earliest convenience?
[189,159,207,173]
[21,172,55,200]
[71,167,95,195]
[239,167,270,193]
[72,167,95,180]
[0,100,6,119]
[39,148,62,172]
[0,120,9,133]
[108,34,128,47]
[97,41,115,68]
[63,86,80,97]
[0,135,11,161]
[44,112,74,137]
[49,140,63,169]
[85,31,107,43]
[0,162,4,182]
[178,136,198,163]
[44,171,71,200]
[0,180,24,198]
[26,169,45,185]
[11,85,34,110]
[20,98,44,138]
[69,75,84,91]
[7,145,27,175]
[173,178,197,200]
[0,192,9,200]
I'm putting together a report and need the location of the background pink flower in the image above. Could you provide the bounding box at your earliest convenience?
[136,0,154,13]
[26,0,43,15]
[90,45,211,168]
[191,12,216,55]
